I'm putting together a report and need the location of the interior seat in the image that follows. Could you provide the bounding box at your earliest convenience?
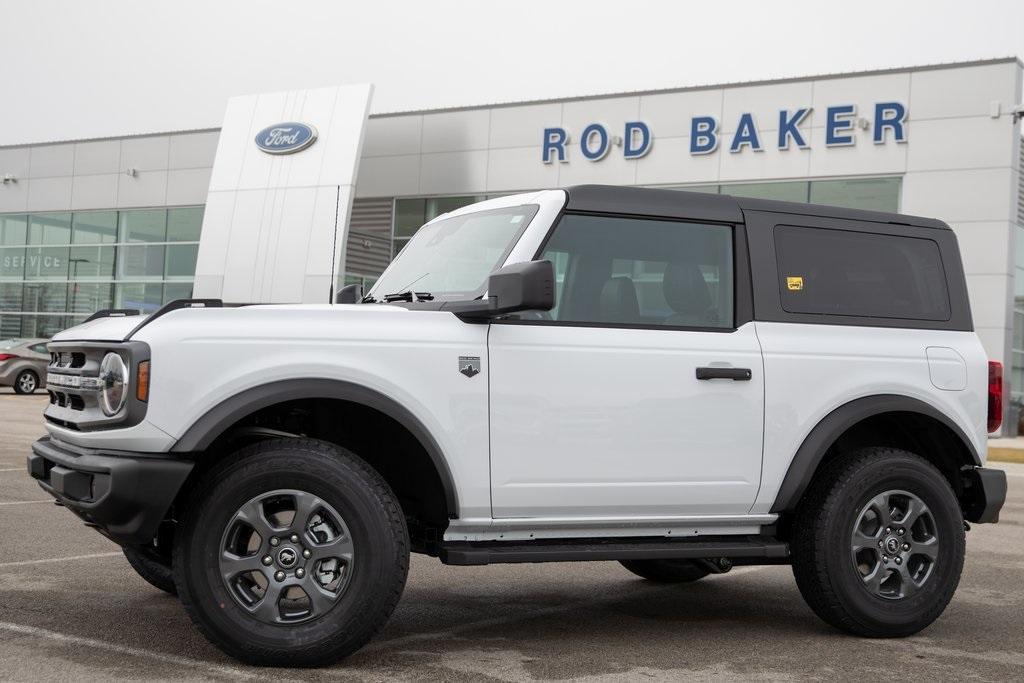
[598,276,640,324]
[662,262,716,326]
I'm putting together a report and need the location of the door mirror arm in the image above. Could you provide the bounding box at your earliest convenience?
[446,260,555,321]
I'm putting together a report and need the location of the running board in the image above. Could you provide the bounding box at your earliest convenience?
[438,535,790,566]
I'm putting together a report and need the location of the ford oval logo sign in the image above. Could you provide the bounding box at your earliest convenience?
[254,122,318,155]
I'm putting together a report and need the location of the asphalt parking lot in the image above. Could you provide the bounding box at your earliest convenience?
[1,388,1023,681]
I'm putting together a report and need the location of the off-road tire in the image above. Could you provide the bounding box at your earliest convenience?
[13,369,38,394]
[173,438,409,666]
[791,447,965,637]
[620,559,711,583]
[123,544,177,595]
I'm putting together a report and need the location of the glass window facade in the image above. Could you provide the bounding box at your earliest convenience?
[0,207,203,338]
[1012,225,1024,404]
[391,195,489,257]
[667,177,901,212]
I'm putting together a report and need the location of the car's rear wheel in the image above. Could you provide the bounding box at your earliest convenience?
[123,544,176,595]
[791,447,965,637]
[173,438,409,666]
[619,559,713,583]
[14,369,38,394]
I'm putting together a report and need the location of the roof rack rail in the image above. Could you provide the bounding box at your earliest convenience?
[83,308,141,323]
[124,299,224,341]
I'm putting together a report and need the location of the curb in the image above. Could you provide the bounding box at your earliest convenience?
[988,448,1024,464]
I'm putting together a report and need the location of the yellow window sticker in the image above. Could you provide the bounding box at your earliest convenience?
[786,276,804,291]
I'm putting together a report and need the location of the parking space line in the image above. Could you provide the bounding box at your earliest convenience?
[0,468,25,472]
[0,500,50,507]
[0,621,278,681]
[0,552,122,569]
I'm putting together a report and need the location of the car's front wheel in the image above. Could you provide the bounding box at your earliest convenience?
[13,369,38,394]
[791,447,965,637]
[173,438,409,666]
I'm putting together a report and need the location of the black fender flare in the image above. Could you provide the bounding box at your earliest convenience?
[171,378,459,518]
[770,394,981,513]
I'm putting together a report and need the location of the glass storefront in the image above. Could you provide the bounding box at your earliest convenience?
[392,195,490,257]
[670,176,902,212]
[1012,224,1024,403]
[0,207,203,338]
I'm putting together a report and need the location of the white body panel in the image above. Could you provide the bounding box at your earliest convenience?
[487,322,765,518]
[49,305,492,519]
[751,322,989,515]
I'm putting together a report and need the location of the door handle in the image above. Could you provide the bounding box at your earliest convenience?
[696,367,752,381]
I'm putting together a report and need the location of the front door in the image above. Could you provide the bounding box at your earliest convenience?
[487,212,764,519]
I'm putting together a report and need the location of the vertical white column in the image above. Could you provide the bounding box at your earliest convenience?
[194,84,373,303]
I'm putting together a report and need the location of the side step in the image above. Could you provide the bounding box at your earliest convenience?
[438,535,789,566]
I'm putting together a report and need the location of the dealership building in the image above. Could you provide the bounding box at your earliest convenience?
[0,58,1022,403]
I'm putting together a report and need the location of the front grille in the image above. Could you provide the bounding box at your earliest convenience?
[43,340,150,431]
[50,351,85,369]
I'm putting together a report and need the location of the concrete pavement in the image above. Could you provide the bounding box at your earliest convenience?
[1,388,1022,681]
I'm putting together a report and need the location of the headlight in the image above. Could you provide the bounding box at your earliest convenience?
[99,352,129,416]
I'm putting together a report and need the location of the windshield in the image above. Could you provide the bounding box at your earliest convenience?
[369,205,538,300]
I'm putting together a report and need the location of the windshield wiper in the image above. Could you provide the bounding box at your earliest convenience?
[383,291,435,303]
[360,293,378,303]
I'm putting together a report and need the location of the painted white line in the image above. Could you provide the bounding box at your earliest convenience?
[0,621,275,681]
[369,564,774,651]
[0,500,51,507]
[0,467,25,472]
[0,552,122,569]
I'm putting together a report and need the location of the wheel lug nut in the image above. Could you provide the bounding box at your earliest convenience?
[897,528,905,535]
[274,570,286,581]
[882,556,889,563]
[902,543,910,551]
[290,533,300,543]
[296,567,305,578]
[261,555,273,566]
[877,540,884,547]
[302,548,312,559]
[884,527,891,534]
[269,537,280,547]
[895,557,902,565]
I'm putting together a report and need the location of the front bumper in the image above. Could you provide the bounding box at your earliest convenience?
[27,436,193,545]
[961,466,1007,524]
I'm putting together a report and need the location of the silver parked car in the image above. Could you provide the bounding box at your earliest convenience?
[0,338,49,394]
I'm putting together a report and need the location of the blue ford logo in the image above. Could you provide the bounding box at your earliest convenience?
[254,122,318,155]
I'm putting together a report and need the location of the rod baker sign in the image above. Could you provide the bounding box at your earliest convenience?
[541,102,907,163]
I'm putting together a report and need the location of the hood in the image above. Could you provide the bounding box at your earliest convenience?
[52,314,147,342]
[50,303,407,344]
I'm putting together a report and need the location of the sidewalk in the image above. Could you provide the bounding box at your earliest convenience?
[988,436,1024,463]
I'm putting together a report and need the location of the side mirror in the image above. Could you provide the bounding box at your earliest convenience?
[449,260,555,320]
[335,283,362,304]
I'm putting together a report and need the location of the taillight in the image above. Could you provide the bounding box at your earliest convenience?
[0,353,16,361]
[988,360,1003,433]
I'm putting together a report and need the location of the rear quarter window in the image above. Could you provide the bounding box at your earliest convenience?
[774,225,951,321]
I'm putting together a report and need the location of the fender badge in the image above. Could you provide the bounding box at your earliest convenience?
[459,356,481,378]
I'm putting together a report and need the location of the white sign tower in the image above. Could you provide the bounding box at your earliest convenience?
[193,84,373,303]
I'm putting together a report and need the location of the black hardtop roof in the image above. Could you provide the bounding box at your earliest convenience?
[563,184,949,230]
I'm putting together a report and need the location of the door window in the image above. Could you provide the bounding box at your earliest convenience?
[526,214,734,329]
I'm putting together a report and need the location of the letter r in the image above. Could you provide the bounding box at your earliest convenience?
[542,127,568,163]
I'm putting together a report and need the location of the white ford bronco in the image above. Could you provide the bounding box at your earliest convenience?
[30,185,1007,666]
